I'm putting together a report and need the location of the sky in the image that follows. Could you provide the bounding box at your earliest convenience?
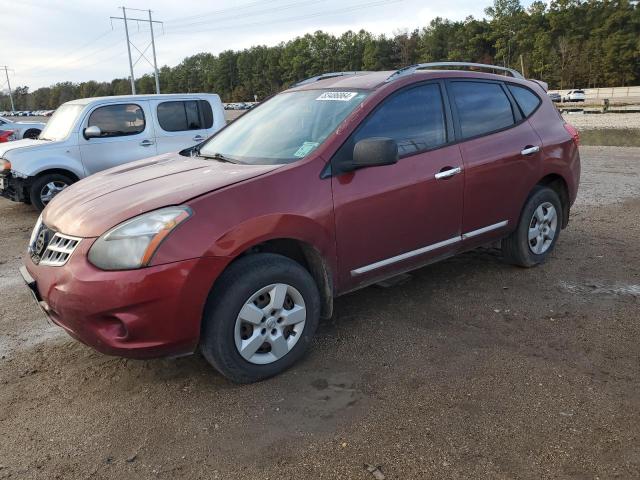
[1,0,536,91]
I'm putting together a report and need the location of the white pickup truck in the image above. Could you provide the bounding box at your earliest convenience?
[0,93,225,210]
[0,116,47,139]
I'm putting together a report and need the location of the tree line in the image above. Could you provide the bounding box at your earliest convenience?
[2,0,638,110]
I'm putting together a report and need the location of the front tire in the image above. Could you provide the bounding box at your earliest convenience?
[502,186,563,267]
[200,253,321,383]
[29,173,74,211]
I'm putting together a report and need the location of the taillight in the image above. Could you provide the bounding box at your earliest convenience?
[564,123,580,146]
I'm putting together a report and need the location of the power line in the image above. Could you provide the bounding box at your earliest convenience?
[166,0,327,32]
[166,0,326,28]
[163,0,404,36]
[110,7,163,94]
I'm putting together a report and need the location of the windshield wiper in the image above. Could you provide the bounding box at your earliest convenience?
[199,152,238,164]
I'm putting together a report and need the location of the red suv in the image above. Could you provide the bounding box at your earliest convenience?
[21,63,580,383]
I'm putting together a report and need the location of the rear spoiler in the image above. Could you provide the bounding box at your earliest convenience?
[530,79,548,92]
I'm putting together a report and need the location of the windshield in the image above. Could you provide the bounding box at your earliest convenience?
[199,90,368,165]
[40,104,84,141]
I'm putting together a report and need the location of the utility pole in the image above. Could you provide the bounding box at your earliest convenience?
[520,54,525,78]
[110,7,163,95]
[1,66,15,112]
[122,7,136,94]
[148,10,160,94]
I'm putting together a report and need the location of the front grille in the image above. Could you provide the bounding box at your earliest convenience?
[39,232,81,266]
[29,222,81,267]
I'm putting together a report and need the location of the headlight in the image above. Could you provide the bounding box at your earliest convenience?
[88,206,192,270]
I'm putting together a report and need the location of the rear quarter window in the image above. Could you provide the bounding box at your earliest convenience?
[508,84,542,118]
[450,81,515,139]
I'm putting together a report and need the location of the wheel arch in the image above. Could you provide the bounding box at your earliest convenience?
[536,173,570,228]
[229,238,334,320]
[22,128,42,139]
[32,168,80,183]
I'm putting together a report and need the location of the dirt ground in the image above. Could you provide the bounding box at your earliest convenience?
[0,146,639,479]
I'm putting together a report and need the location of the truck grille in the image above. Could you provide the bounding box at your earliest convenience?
[29,222,81,267]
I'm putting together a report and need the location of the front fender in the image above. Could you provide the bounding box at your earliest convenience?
[9,146,85,179]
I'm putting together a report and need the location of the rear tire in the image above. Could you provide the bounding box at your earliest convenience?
[23,129,41,139]
[502,186,563,267]
[200,253,321,383]
[29,173,74,211]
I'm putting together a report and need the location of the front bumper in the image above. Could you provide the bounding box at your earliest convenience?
[22,240,229,358]
[0,173,29,202]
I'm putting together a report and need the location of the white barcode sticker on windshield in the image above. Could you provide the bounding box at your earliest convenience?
[316,91,358,101]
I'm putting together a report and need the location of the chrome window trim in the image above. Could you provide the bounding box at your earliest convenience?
[350,220,508,276]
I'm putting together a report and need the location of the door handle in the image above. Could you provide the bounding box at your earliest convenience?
[521,145,540,156]
[434,166,462,180]
[139,139,155,147]
[192,135,205,142]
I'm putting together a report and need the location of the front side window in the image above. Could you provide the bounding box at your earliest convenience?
[199,90,368,165]
[352,83,447,157]
[508,84,541,117]
[450,81,515,139]
[88,104,145,138]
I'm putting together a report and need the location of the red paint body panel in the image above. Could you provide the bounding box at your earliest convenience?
[24,69,581,359]
[459,120,542,238]
[331,144,464,290]
[24,240,228,358]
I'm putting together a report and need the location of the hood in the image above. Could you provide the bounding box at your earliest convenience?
[0,138,52,158]
[43,152,281,237]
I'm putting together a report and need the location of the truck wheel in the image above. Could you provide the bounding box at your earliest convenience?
[502,186,563,267]
[200,253,321,383]
[23,129,41,139]
[29,173,74,211]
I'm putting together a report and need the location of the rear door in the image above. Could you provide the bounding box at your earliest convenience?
[447,80,543,245]
[331,82,464,290]
[79,101,156,174]
[151,99,211,153]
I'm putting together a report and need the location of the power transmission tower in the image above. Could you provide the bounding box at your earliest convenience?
[1,66,15,111]
[110,7,163,95]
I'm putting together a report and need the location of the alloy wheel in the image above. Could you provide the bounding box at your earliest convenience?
[40,181,68,205]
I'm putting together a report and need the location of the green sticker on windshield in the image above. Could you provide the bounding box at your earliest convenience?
[294,141,319,158]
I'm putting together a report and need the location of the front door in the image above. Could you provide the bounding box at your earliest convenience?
[331,82,464,291]
[79,101,157,175]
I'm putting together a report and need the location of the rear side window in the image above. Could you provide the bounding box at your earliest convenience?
[88,104,145,137]
[157,100,214,132]
[354,83,447,156]
[508,85,541,117]
[450,81,515,139]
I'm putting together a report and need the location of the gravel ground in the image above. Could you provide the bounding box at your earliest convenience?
[561,112,640,130]
[0,146,639,479]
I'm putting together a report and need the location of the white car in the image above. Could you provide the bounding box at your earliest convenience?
[563,90,586,102]
[0,93,225,210]
[0,116,46,140]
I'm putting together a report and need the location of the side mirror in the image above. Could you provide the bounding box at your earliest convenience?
[351,137,398,170]
[83,125,102,139]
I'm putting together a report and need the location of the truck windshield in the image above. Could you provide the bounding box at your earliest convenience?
[199,90,368,165]
[40,104,84,141]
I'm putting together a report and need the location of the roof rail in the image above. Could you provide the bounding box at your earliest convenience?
[294,71,372,87]
[386,62,524,82]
